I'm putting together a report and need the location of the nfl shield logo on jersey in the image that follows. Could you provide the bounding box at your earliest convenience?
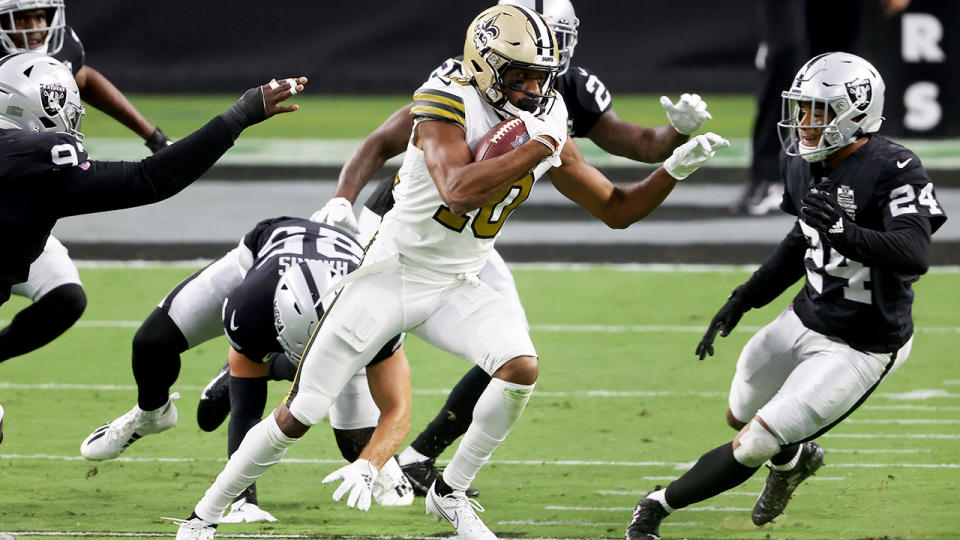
[837,185,857,219]
[40,83,67,117]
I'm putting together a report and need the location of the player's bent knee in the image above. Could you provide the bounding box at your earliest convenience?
[726,408,747,431]
[275,403,311,439]
[493,355,539,385]
[732,419,781,468]
[44,283,86,323]
[132,308,188,355]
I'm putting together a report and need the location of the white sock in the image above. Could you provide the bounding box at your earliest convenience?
[398,446,430,467]
[442,378,534,491]
[647,488,674,513]
[194,412,298,523]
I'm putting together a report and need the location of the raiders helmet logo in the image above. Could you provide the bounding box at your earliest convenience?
[40,83,67,117]
[473,12,502,50]
[845,78,872,112]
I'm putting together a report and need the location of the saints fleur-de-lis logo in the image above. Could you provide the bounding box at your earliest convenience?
[473,13,502,50]
[40,83,66,117]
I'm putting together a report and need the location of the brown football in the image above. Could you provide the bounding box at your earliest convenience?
[473,117,530,161]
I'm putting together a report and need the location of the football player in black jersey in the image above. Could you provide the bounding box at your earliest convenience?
[625,52,946,539]
[0,0,191,372]
[285,0,713,497]
[80,217,413,521]
[0,51,306,444]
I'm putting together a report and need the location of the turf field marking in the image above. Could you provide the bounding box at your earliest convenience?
[596,489,760,497]
[0,533,454,539]
[863,405,960,411]
[4,319,959,336]
[547,505,751,512]
[824,433,960,439]
[497,519,704,528]
[827,448,931,454]
[640,475,848,482]
[845,419,960,424]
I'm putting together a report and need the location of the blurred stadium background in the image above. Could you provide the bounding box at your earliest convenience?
[54,0,959,264]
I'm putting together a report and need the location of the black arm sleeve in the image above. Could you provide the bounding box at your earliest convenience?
[739,222,808,308]
[55,115,235,217]
[830,214,932,275]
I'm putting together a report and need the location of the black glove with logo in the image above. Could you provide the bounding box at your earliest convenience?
[799,189,857,245]
[695,285,750,360]
[145,126,173,153]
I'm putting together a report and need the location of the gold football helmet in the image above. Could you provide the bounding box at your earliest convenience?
[462,4,560,116]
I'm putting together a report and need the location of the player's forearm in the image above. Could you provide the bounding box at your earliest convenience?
[740,223,807,308]
[831,216,932,275]
[78,66,154,139]
[599,168,678,228]
[357,407,411,470]
[435,143,548,214]
[337,137,400,202]
[613,125,689,163]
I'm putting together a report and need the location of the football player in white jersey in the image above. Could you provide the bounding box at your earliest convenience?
[0,0,174,373]
[305,0,715,496]
[175,6,727,539]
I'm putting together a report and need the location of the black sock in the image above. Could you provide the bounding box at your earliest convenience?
[411,365,491,458]
[435,475,454,496]
[770,443,800,466]
[0,283,86,363]
[234,482,259,505]
[266,354,298,381]
[333,427,375,462]
[132,308,188,410]
[227,375,268,456]
[664,442,759,510]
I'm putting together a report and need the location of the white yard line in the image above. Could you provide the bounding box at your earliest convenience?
[547,505,751,512]
[845,419,960,424]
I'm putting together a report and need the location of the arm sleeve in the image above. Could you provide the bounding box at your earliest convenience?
[53,115,236,217]
[829,214,932,275]
[739,222,808,308]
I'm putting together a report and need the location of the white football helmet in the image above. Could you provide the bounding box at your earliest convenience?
[778,52,885,163]
[273,260,337,365]
[463,4,560,116]
[0,0,65,55]
[0,51,83,138]
[498,0,578,74]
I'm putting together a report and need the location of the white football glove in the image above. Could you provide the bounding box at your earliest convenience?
[372,456,414,506]
[660,93,712,135]
[663,132,730,180]
[517,110,566,168]
[309,197,359,236]
[322,458,379,511]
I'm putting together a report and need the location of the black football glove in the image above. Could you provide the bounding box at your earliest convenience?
[695,285,750,360]
[145,126,173,154]
[799,189,857,244]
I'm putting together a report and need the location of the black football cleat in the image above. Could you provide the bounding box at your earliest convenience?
[196,362,231,432]
[400,458,479,498]
[625,493,670,540]
[752,441,824,525]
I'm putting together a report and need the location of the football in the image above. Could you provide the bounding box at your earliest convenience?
[473,117,530,161]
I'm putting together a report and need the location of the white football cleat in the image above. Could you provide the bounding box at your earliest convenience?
[174,513,216,540]
[373,456,414,506]
[220,497,278,523]
[81,393,180,460]
[426,482,496,539]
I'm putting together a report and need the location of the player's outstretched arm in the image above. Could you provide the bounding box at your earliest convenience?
[57,77,307,217]
[322,347,412,511]
[549,133,728,228]
[586,108,689,163]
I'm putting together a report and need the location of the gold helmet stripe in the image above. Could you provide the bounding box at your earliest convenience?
[511,4,555,58]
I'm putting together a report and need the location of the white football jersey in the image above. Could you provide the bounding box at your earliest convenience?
[379,73,567,274]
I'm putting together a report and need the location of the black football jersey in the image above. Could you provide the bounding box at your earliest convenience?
[780,135,947,352]
[52,25,85,76]
[226,217,400,363]
[0,128,89,303]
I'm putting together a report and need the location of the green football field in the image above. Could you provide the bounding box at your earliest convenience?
[1,264,958,539]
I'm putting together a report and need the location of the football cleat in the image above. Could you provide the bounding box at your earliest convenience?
[373,456,414,506]
[196,362,231,432]
[174,513,217,540]
[425,482,496,540]
[80,393,180,460]
[752,441,824,525]
[220,497,278,523]
[401,458,480,498]
[625,491,669,540]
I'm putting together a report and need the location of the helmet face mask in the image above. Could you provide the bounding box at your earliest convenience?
[0,0,66,55]
[778,52,885,163]
[0,51,84,139]
[497,0,579,74]
[463,5,561,116]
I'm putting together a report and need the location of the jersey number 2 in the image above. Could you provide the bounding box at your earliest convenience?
[433,173,534,238]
